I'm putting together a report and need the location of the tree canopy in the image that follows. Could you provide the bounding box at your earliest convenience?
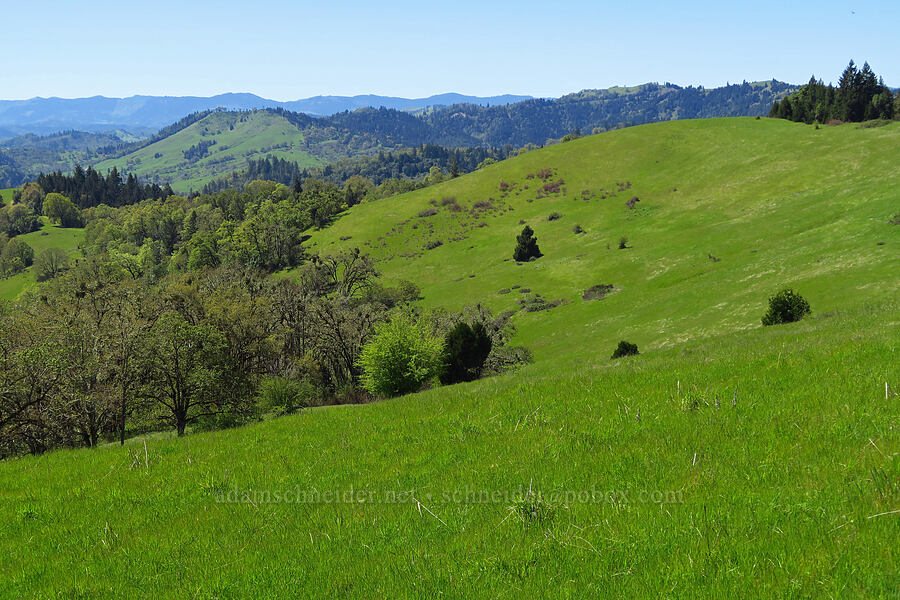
[770,61,895,123]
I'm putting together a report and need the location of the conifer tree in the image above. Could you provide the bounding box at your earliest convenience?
[513,225,542,262]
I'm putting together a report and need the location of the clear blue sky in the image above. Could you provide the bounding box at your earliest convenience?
[1,0,897,100]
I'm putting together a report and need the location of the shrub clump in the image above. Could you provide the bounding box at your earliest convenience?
[518,293,564,312]
[761,288,811,326]
[582,284,614,301]
[547,211,562,221]
[611,340,639,359]
[513,226,542,262]
[358,314,443,397]
[572,224,584,234]
[424,239,443,250]
[418,207,439,218]
[255,376,314,415]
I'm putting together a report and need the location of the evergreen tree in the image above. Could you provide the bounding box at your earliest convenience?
[440,321,492,385]
[513,225,542,262]
[449,156,460,178]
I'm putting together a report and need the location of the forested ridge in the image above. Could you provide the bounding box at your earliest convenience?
[419,80,797,146]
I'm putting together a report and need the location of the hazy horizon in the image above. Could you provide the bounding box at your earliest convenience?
[1,82,790,103]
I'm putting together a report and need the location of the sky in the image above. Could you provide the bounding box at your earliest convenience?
[1,0,898,100]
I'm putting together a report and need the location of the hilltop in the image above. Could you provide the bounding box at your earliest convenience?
[91,110,322,193]
[0,117,896,596]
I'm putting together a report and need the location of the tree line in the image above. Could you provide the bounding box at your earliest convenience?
[769,61,897,123]
[36,166,173,209]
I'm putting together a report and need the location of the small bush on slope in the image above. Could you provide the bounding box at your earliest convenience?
[762,288,811,326]
[255,376,314,415]
[611,340,639,359]
[359,313,443,397]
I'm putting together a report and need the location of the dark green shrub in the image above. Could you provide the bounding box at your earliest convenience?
[513,226,542,261]
[762,288,811,326]
[547,211,562,221]
[440,322,493,385]
[618,236,628,249]
[611,340,639,359]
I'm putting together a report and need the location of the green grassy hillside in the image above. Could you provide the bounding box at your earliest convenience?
[0,219,83,301]
[1,118,897,597]
[94,111,321,193]
[307,118,898,365]
[0,187,16,203]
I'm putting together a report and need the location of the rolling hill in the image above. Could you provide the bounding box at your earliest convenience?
[1,81,799,190]
[0,118,897,597]
[306,117,898,362]
[87,82,800,193]
[90,107,483,193]
[93,110,323,193]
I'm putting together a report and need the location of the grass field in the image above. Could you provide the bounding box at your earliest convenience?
[0,219,83,301]
[94,111,322,193]
[0,118,897,597]
[0,187,17,204]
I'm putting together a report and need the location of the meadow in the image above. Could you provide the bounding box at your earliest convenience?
[0,118,897,597]
[0,218,83,301]
[0,302,896,597]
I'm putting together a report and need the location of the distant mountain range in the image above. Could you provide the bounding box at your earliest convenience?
[0,93,534,138]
